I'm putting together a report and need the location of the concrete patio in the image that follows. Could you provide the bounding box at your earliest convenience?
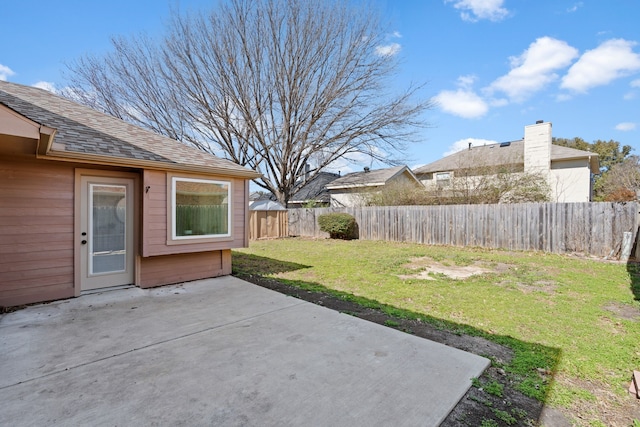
[0,276,489,426]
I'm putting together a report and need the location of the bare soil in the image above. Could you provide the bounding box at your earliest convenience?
[235,272,562,426]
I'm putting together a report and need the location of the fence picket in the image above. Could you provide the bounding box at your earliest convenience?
[286,202,640,259]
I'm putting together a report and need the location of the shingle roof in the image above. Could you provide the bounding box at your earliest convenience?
[326,166,418,190]
[0,81,259,178]
[413,140,599,175]
[290,172,340,203]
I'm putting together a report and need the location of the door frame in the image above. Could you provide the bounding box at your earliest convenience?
[74,169,139,295]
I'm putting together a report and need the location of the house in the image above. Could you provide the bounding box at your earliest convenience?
[413,121,600,203]
[288,171,340,208]
[325,165,424,207]
[0,81,260,307]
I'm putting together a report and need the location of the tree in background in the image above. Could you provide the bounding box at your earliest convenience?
[596,155,640,201]
[64,0,431,205]
[364,181,432,206]
[553,137,634,201]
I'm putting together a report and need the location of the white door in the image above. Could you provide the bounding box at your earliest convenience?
[80,176,135,291]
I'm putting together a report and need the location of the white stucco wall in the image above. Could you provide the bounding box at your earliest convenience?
[550,159,592,202]
[330,189,374,207]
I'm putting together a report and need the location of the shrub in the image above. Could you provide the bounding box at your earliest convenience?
[318,213,357,240]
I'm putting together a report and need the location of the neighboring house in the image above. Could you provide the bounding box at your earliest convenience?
[413,121,600,203]
[249,191,276,202]
[0,81,260,307]
[325,165,423,207]
[288,171,340,208]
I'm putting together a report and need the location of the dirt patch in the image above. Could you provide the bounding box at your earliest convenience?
[499,280,558,295]
[603,302,640,322]
[400,257,511,281]
[555,374,640,427]
[236,273,557,426]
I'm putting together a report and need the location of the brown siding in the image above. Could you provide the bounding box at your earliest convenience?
[142,170,250,257]
[137,250,231,288]
[0,157,75,307]
[1,154,250,307]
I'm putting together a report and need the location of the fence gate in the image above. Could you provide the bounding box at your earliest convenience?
[249,210,288,240]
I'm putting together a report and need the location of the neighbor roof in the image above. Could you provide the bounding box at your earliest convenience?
[413,140,599,175]
[290,171,340,203]
[325,166,420,190]
[249,199,286,211]
[0,81,260,178]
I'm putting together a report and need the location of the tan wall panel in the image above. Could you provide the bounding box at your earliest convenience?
[0,285,75,308]
[138,250,231,288]
[1,265,73,284]
[0,240,72,254]
[2,269,73,291]
[0,157,76,307]
[0,232,73,245]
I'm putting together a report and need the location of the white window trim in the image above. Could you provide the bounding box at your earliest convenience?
[170,176,232,242]
[435,172,452,180]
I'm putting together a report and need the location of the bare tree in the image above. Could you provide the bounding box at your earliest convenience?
[64,0,431,205]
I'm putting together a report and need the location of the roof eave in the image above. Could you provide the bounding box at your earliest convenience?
[38,149,262,179]
[551,155,601,174]
[326,182,384,190]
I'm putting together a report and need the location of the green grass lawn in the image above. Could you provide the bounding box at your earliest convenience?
[233,238,640,426]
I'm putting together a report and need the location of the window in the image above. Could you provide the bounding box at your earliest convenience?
[171,177,231,240]
[435,172,452,188]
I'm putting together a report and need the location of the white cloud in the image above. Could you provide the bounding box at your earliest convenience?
[444,138,498,156]
[0,64,15,81]
[561,39,640,93]
[488,97,508,107]
[391,31,402,39]
[436,75,489,118]
[32,81,57,93]
[445,0,509,22]
[626,79,640,99]
[435,89,488,119]
[567,2,583,13]
[456,74,477,89]
[375,43,401,57]
[487,37,579,102]
[615,122,636,131]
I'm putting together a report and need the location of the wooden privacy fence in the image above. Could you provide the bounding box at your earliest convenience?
[288,202,640,259]
[249,210,288,240]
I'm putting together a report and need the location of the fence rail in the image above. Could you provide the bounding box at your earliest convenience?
[288,202,640,259]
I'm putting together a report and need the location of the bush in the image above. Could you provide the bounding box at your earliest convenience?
[318,213,357,240]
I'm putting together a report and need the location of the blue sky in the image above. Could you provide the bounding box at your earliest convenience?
[2,0,639,172]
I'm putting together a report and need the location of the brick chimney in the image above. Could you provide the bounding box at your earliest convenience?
[524,120,552,175]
